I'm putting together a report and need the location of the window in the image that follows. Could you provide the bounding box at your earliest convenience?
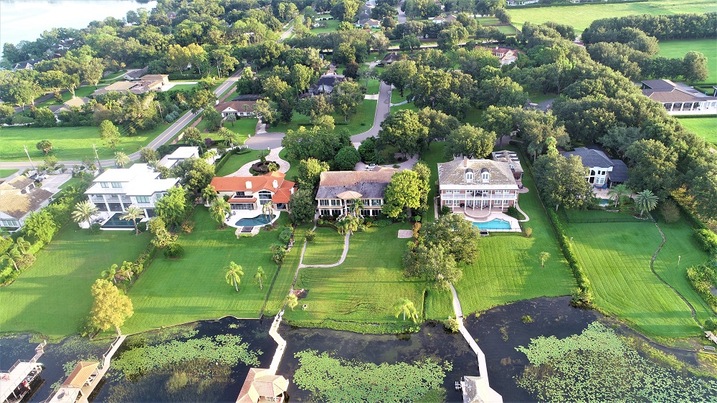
[258,190,272,201]
[136,196,150,203]
[596,177,605,185]
[235,191,246,197]
[465,171,474,182]
[319,200,329,206]
[481,172,490,183]
[100,182,109,188]
[111,182,122,188]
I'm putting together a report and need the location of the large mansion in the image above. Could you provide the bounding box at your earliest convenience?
[210,171,295,212]
[316,169,397,217]
[437,158,519,212]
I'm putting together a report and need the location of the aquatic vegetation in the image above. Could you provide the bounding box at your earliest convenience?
[293,349,451,402]
[113,335,261,379]
[516,322,717,401]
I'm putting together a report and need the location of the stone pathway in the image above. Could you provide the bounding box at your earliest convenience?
[225,147,291,176]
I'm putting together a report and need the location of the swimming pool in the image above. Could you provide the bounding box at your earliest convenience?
[598,198,612,207]
[235,214,276,227]
[102,212,138,229]
[472,218,512,230]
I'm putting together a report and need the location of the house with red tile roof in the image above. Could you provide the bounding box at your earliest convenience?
[211,171,295,212]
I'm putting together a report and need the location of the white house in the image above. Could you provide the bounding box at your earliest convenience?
[210,171,295,212]
[84,164,179,217]
[214,100,258,118]
[315,169,397,217]
[158,146,200,169]
[562,147,629,188]
[437,158,519,212]
[0,176,55,232]
[641,79,717,116]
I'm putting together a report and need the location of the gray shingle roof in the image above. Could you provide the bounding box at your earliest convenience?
[316,169,396,199]
[438,158,518,187]
[562,147,613,168]
[610,159,629,183]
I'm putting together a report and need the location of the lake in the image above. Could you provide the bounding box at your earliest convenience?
[0,0,157,47]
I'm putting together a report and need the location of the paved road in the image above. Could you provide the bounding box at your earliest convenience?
[0,69,243,170]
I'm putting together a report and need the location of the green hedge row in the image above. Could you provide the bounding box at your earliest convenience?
[686,264,717,312]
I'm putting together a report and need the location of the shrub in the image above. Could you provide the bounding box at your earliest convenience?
[305,230,316,242]
[521,315,534,324]
[523,227,533,238]
[660,200,681,223]
[444,317,460,333]
[89,223,102,234]
[704,318,717,332]
[278,226,293,244]
[694,229,717,256]
[164,242,185,259]
[181,220,195,234]
[439,205,451,216]
[686,264,717,311]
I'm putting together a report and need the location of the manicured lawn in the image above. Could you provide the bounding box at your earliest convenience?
[0,123,169,162]
[287,223,425,333]
[419,141,449,223]
[271,99,377,135]
[165,83,198,93]
[508,0,717,32]
[565,216,708,338]
[311,19,339,34]
[431,159,575,319]
[215,150,263,176]
[0,169,17,178]
[278,148,298,181]
[679,117,717,145]
[364,78,380,95]
[391,90,410,105]
[302,227,345,266]
[264,225,309,315]
[658,39,717,83]
[200,118,258,145]
[0,227,150,340]
[496,24,519,35]
[123,208,286,334]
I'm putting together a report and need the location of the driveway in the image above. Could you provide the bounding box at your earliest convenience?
[245,132,286,150]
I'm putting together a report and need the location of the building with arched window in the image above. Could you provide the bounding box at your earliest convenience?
[437,158,519,212]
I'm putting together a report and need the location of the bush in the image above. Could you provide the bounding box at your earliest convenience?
[305,229,316,242]
[439,205,451,216]
[444,317,460,333]
[164,242,185,259]
[660,200,681,223]
[506,206,521,219]
[686,264,717,311]
[89,223,102,234]
[523,227,533,238]
[278,226,293,244]
[694,228,717,256]
[181,220,195,234]
[705,318,717,332]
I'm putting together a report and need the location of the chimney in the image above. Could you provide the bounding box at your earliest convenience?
[463,156,468,167]
[246,181,252,189]
[272,180,279,189]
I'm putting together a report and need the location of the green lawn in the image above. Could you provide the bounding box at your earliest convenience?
[431,158,576,319]
[419,141,450,223]
[287,223,425,333]
[391,90,410,105]
[364,78,380,95]
[302,227,345,266]
[658,39,717,83]
[311,19,340,34]
[278,148,299,181]
[123,208,286,334]
[0,123,169,162]
[0,227,150,340]
[165,83,199,93]
[508,0,717,32]
[200,118,258,145]
[264,225,309,315]
[0,169,17,178]
[271,99,377,135]
[565,216,709,338]
[679,117,717,144]
[215,150,263,176]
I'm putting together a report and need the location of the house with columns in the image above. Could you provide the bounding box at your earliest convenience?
[641,79,717,115]
[315,169,397,217]
[85,164,179,217]
[437,158,519,212]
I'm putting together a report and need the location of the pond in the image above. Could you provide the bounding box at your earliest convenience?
[1,297,709,402]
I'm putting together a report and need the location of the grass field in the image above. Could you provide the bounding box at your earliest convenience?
[271,99,377,135]
[0,123,169,162]
[565,215,709,338]
[0,227,150,340]
[0,169,17,178]
[679,117,717,144]
[123,208,286,334]
[286,223,425,332]
[429,156,576,319]
[311,19,339,34]
[658,39,717,83]
[419,141,450,223]
[301,227,345,266]
[215,150,264,176]
[508,0,717,32]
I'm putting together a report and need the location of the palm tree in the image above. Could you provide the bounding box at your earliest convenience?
[539,251,550,268]
[261,201,274,223]
[3,248,21,271]
[635,189,659,218]
[351,198,363,217]
[218,127,238,147]
[225,262,244,292]
[115,262,134,283]
[14,237,31,255]
[393,298,419,323]
[254,266,266,290]
[285,293,299,310]
[72,200,99,229]
[202,184,218,204]
[607,184,631,208]
[121,205,144,235]
[210,198,231,228]
[114,152,130,168]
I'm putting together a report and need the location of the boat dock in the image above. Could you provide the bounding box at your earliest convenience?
[0,340,46,403]
[45,335,126,403]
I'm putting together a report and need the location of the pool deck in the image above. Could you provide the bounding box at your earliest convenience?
[460,209,522,233]
[223,210,281,229]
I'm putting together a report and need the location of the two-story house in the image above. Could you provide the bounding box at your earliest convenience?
[438,158,519,212]
[84,164,179,217]
[210,171,295,212]
[641,79,717,116]
[315,169,397,217]
[561,147,629,188]
[0,176,55,232]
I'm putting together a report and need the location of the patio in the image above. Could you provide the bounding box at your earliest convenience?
[224,209,281,229]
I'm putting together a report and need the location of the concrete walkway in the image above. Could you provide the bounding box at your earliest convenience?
[268,311,287,373]
[297,231,351,269]
[225,147,291,176]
